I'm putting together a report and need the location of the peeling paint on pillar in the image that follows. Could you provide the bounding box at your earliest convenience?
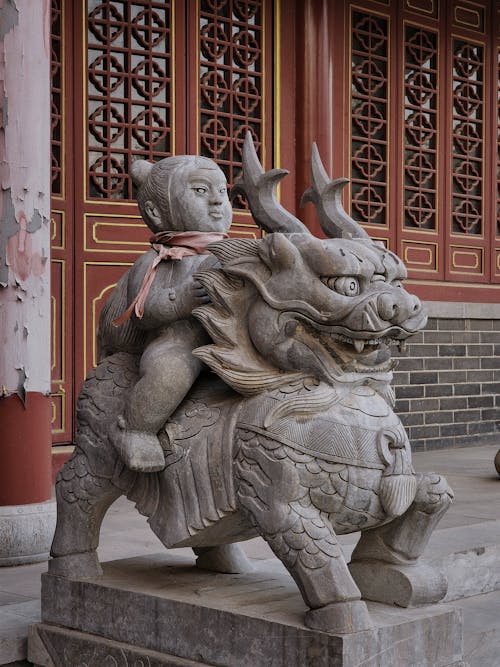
[0,0,51,397]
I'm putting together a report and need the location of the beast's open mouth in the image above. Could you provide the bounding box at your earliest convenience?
[318,331,395,372]
[320,331,407,355]
[285,315,406,373]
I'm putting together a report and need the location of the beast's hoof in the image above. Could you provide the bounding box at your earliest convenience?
[113,427,165,472]
[349,560,447,607]
[304,599,373,635]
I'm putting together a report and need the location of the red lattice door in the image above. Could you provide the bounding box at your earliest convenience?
[50,0,277,445]
[339,0,500,295]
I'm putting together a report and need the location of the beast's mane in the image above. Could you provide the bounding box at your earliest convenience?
[192,239,306,396]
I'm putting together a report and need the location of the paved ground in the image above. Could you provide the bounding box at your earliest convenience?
[1,443,499,666]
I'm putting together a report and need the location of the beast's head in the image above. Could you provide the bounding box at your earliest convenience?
[198,232,425,387]
[253,233,423,375]
[193,134,426,395]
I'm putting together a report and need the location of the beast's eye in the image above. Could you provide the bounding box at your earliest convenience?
[193,186,208,194]
[322,276,360,296]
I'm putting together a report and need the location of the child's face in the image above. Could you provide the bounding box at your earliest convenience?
[176,165,232,232]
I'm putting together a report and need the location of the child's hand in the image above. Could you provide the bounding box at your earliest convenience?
[191,279,211,306]
[176,278,211,318]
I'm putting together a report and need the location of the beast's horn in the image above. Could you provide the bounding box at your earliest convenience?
[231,132,309,234]
[301,143,370,239]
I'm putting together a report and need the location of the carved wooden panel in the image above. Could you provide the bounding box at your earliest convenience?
[452,0,485,33]
[444,18,488,283]
[51,0,63,197]
[404,0,438,19]
[50,256,69,436]
[192,0,272,226]
[50,0,74,443]
[497,46,500,239]
[350,10,389,229]
[450,38,484,238]
[198,1,265,185]
[86,1,174,201]
[403,26,438,233]
[401,23,440,277]
[495,43,500,279]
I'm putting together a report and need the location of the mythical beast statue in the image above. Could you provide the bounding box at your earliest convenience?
[50,135,453,634]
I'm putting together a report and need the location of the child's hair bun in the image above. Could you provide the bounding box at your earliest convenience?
[130,160,154,187]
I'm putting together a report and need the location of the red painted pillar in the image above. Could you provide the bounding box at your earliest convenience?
[0,0,55,564]
[295,0,335,237]
[0,394,52,506]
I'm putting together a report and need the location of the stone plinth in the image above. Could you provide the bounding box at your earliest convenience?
[0,500,56,566]
[29,553,465,667]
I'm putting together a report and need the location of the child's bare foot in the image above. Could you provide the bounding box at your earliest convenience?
[113,420,165,472]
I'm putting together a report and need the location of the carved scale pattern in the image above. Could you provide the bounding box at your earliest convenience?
[350,11,389,226]
[51,0,63,196]
[198,0,264,207]
[87,1,173,200]
[403,26,438,231]
[451,39,484,235]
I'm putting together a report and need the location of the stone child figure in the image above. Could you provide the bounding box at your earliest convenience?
[98,156,232,472]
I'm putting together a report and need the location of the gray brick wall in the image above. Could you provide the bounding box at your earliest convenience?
[393,308,500,451]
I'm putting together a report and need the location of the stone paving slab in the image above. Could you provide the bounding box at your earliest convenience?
[0,601,40,665]
[457,588,500,667]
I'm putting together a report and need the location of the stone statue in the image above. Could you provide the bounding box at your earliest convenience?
[50,134,453,635]
[98,156,232,472]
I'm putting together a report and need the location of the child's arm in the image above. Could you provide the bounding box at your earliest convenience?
[127,252,213,330]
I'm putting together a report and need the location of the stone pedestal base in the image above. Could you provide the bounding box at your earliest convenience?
[29,553,465,667]
[0,500,56,566]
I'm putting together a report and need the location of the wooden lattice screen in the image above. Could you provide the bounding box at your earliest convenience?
[50,0,274,444]
[345,0,499,284]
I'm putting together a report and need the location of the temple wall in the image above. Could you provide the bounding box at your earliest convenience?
[394,302,500,452]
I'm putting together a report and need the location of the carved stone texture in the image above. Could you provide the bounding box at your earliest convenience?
[49,134,453,636]
[30,554,465,667]
[0,500,56,566]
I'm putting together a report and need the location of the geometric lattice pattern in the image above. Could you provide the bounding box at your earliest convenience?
[497,47,500,239]
[198,0,265,205]
[403,27,438,231]
[451,39,484,235]
[51,0,63,197]
[87,1,173,200]
[350,11,389,226]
